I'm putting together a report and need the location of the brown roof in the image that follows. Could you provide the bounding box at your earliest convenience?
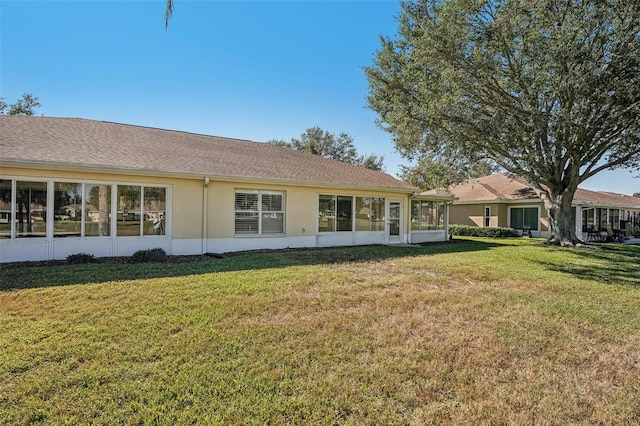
[442,173,640,208]
[0,116,415,192]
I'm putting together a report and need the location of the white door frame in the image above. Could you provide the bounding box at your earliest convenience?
[386,198,403,244]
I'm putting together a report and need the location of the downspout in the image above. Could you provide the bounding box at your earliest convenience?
[202,177,210,254]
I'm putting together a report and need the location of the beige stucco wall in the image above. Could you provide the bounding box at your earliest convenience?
[496,204,509,227]
[0,165,458,262]
[451,201,549,231]
[1,166,413,240]
[0,166,205,239]
[207,180,411,238]
[450,204,483,226]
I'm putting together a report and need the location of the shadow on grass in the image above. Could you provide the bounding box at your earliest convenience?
[0,239,510,291]
[533,243,640,287]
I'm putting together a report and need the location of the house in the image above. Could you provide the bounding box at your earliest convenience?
[444,173,640,239]
[0,116,453,263]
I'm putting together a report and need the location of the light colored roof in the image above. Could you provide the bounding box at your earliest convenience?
[415,188,457,201]
[574,189,640,209]
[0,116,416,192]
[439,173,538,202]
[442,173,640,208]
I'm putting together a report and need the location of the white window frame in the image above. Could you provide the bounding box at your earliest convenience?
[0,177,170,240]
[319,194,389,233]
[355,196,386,232]
[234,189,285,236]
[411,200,446,231]
[484,206,491,227]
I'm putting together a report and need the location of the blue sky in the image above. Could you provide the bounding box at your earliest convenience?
[1,0,638,195]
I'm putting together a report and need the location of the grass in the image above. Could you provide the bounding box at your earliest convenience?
[1,237,639,424]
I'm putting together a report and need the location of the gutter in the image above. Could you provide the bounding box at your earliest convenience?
[1,160,416,195]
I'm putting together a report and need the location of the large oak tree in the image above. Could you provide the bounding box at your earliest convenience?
[366,0,640,245]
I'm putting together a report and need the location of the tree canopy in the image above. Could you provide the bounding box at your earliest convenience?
[0,93,41,116]
[271,127,385,172]
[399,157,497,191]
[366,0,640,245]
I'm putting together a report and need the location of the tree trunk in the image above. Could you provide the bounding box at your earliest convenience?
[540,189,580,246]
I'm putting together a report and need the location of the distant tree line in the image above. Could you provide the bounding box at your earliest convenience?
[270,127,385,172]
[0,93,41,116]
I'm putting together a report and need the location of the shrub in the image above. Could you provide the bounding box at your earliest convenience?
[449,224,520,238]
[130,248,167,263]
[66,253,97,264]
[631,227,640,238]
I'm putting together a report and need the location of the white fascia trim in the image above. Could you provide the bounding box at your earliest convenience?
[575,202,640,210]
[1,160,414,195]
[411,194,457,202]
[452,199,541,205]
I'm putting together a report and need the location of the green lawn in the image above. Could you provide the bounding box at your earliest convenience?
[1,238,639,425]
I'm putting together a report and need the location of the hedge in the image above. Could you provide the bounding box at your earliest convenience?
[448,224,520,238]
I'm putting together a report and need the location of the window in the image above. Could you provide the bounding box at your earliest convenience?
[370,198,385,232]
[609,209,620,230]
[54,182,82,237]
[117,185,142,236]
[595,208,604,229]
[0,179,12,239]
[85,183,111,237]
[582,207,594,231]
[484,206,491,227]
[143,187,166,236]
[411,200,445,230]
[16,181,47,238]
[582,207,615,231]
[0,178,168,239]
[116,185,167,237]
[318,194,355,232]
[320,195,383,233]
[355,197,385,232]
[336,196,353,231]
[510,207,538,231]
[235,190,284,235]
[318,195,336,232]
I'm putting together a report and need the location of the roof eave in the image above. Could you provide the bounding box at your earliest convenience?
[0,160,416,194]
[412,194,458,202]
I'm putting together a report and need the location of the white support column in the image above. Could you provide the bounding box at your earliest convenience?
[575,204,583,239]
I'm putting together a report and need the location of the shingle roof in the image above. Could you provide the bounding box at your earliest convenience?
[443,173,640,208]
[0,116,415,192]
[573,189,640,208]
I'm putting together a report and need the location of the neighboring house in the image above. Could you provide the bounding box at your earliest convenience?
[0,116,453,263]
[443,173,640,239]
